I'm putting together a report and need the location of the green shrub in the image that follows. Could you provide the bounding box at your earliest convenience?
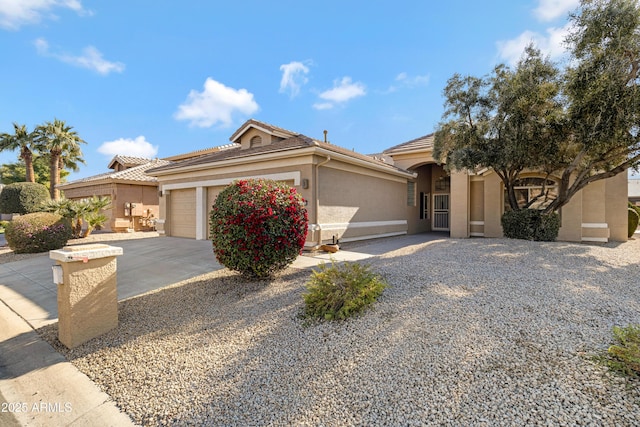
[303,261,388,321]
[210,179,308,278]
[501,209,560,241]
[0,182,50,215]
[628,208,639,238]
[602,324,640,379]
[42,196,111,238]
[5,212,72,253]
[0,220,8,233]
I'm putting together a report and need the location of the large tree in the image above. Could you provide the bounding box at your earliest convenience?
[0,123,37,183]
[434,0,640,213]
[35,119,86,200]
[0,155,70,187]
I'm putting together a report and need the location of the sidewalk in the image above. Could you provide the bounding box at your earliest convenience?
[0,232,446,426]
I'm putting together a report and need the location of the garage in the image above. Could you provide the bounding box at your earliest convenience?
[170,189,196,238]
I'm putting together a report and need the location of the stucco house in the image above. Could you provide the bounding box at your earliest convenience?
[147,119,628,245]
[385,134,628,243]
[147,120,416,245]
[629,179,640,205]
[58,155,171,232]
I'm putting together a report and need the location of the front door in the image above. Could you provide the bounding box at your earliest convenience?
[433,194,450,231]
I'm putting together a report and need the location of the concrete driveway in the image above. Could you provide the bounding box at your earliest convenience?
[0,236,221,329]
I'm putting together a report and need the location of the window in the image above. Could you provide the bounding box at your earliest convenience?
[407,181,416,206]
[434,175,450,192]
[504,177,557,211]
[420,192,430,219]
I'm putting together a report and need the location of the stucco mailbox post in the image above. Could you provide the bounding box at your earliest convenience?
[49,244,123,349]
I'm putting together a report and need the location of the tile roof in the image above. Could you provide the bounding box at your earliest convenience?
[383,133,435,154]
[107,155,154,169]
[147,133,411,176]
[59,159,172,188]
[229,119,299,142]
[162,145,233,162]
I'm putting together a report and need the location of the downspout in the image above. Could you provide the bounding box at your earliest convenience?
[315,155,331,247]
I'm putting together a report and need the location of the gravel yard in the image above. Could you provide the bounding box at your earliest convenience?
[39,236,640,426]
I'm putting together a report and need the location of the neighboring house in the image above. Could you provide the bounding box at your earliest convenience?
[629,179,640,205]
[58,155,171,232]
[384,134,628,243]
[147,119,628,244]
[147,119,416,245]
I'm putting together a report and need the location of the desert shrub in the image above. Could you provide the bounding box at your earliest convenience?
[501,209,560,241]
[5,212,72,253]
[42,196,111,238]
[628,208,639,238]
[0,182,50,214]
[601,324,640,379]
[303,261,388,321]
[210,179,308,278]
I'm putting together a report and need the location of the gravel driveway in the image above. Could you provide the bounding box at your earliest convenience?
[39,237,640,426]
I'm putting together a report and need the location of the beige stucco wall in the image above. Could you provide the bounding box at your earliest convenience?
[606,172,628,242]
[316,162,407,243]
[406,164,432,234]
[476,170,628,243]
[450,171,470,238]
[62,182,159,232]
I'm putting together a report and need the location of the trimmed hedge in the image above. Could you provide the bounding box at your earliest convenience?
[0,182,50,214]
[628,208,639,238]
[210,179,308,278]
[5,212,72,253]
[501,209,560,241]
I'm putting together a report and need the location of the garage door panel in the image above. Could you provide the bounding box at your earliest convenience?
[170,189,196,238]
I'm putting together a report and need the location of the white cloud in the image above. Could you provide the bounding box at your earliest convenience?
[174,78,259,128]
[496,22,572,66]
[34,37,125,75]
[312,102,334,111]
[279,61,310,98]
[534,0,579,22]
[384,72,431,93]
[0,0,87,30]
[313,77,366,110]
[98,136,158,158]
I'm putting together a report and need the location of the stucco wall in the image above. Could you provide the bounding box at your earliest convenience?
[406,164,432,234]
[317,163,407,243]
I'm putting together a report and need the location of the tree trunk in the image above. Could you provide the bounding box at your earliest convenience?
[21,148,35,183]
[50,152,60,200]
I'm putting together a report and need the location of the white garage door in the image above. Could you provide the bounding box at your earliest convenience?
[170,189,196,238]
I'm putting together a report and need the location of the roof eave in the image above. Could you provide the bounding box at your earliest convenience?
[149,145,416,179]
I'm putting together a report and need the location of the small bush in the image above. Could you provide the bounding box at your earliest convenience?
[628,208,639,238]
[0,182,50,215]
[5,212,72,253]
[303,261,388,321]
[210,179,308,278]
[501,209,560,241]
[602,324,640,379]
[0,220,8,232]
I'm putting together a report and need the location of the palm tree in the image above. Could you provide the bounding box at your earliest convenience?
[0,123,37,183]
[35,119,86,200]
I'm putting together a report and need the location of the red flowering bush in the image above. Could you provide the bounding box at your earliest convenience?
[210,179,308,278]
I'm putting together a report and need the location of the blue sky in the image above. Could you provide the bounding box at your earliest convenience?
[0,0,580,180]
